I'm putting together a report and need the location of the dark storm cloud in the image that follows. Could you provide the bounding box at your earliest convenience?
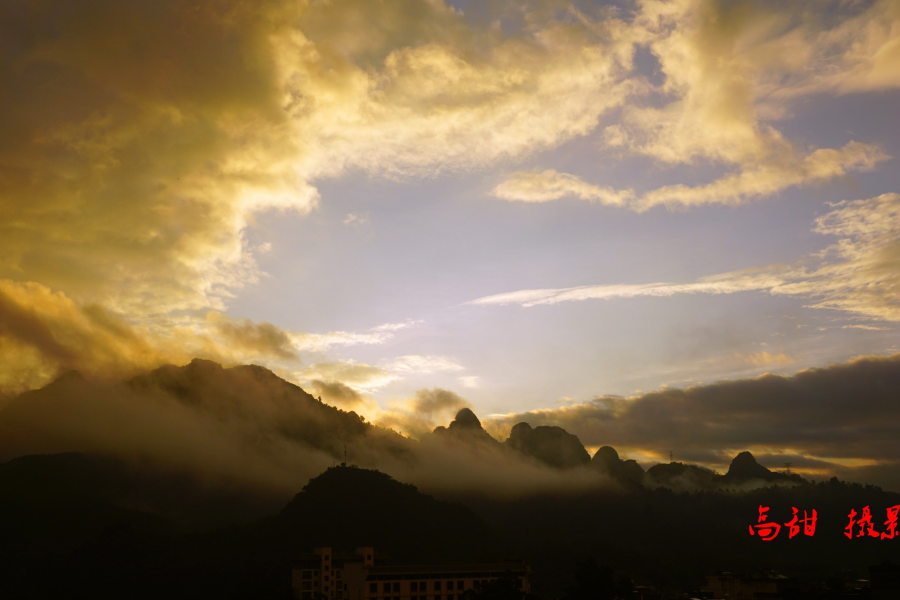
[490,353,900,467]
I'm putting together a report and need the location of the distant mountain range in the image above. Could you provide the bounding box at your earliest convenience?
[431,403,808,491]
[0,359,822,497]
[0,358,876,503]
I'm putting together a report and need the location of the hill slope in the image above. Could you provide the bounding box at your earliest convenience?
[0,359,415,494]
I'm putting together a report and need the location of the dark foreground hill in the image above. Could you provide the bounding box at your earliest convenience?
[265,464,493,562]
[0,459,492,600]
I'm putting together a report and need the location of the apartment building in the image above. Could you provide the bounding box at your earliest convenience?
[703,570,792,599]
[291,547,530,600]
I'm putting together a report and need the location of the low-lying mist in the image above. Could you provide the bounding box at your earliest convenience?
[0,359,617,511]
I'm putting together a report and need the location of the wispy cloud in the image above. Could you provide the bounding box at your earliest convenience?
[494,0,897,211]
[491,170,634,206]
[289,320,422,353]
[470,277,777,307]
[343,213,369,227]
[842,325,890,331]
[458,376,481,389]
[472,193,900,322]
[387,355,465,374]
[492,143,887,210]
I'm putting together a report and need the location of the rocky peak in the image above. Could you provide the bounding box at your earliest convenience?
[504,422,590,469]
[433,409,499,445]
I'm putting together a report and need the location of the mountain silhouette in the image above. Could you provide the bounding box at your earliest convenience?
[590,446,645,485]
[433,407,500,446]
[267,464,492,563]
[0,453,174,560]
[645,461,721,489]
[724,451,806,484]
[127,358,413,460]
[505,422,591,469]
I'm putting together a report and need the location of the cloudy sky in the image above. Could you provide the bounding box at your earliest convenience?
[2,0,899,475]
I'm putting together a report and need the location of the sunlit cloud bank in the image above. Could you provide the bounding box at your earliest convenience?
[295,355,476,425]
[1,0,898,396]
[0,0,640,319]
[472,193,900,322]
[375,388,473,439]
[7,0,895,315]
[0,280,417,395]
[0,0,638,392]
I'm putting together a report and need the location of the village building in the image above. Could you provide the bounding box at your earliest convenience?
[292,547,530,600]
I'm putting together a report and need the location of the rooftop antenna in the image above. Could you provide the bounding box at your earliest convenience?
[669,451,673,463]
[783,462,792,475]
[343,444,347,467]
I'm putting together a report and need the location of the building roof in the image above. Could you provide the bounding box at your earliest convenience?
[365,563,529,580]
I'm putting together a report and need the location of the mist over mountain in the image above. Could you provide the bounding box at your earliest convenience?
[3,358,899,498]
[0,359,416,496]
[489,353,900,492]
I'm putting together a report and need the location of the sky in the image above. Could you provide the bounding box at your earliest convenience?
[1,0,900,478]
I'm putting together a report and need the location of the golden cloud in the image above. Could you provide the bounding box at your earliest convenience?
[309,379,377,412]
[207,311,298,360]
[3,0,896,318]
[0,280,201,394]
[493,141,887,208]
[375,387,473,440]
[0,0,640,322]
[491,169,634,205]
[1,0,897,395]
[296,361,400,393]
[496,0,897,209]
[0,279,414,395]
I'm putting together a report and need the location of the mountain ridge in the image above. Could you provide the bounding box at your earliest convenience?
[1,360,839,495]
